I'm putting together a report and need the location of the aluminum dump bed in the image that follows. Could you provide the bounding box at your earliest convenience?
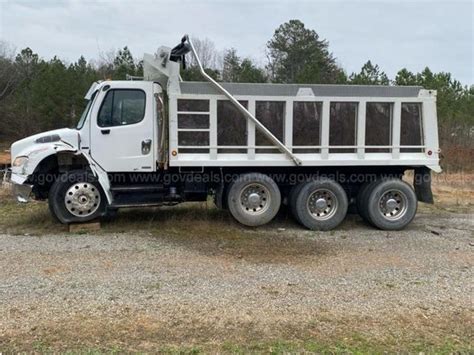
[168,81,440,172]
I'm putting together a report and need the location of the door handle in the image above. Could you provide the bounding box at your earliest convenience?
[142,139,152,155]
[101,129,110,135]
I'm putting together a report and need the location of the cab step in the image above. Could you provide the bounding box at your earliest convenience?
[110,184,164,193]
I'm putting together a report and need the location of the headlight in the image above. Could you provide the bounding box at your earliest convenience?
[12,156,28,167]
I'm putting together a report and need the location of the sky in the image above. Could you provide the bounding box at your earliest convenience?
[0,0,473,84]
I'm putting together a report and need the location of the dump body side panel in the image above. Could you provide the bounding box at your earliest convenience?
[168,82,440,172]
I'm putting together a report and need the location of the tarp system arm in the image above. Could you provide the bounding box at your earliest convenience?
[181,35,302,166]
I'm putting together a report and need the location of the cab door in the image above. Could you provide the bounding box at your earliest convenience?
[89,81,155,172]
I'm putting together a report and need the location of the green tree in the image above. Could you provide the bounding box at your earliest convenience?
[394,68,418,86]
[239,58,267,83]
[349,60,389,85]
[11,48,41,136]
[222,48,267,83]
[68,56,99,125]
[113,46,136,80]
[30,56,70,130]
[0,41,17,102]
[266,19,345,84]
[222,48,241,82]
[180,66,220,82]
[135,59,144,77]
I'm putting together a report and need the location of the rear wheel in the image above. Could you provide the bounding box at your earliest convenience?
[293,179,348,231]
[289,182,306,224]
[365,178,417,230]
[48,171,106,224]
[356,179,378,225]
[227,173,281,227]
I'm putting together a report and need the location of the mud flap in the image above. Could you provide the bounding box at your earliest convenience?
[214,183,226,209]
[413,167,434,204]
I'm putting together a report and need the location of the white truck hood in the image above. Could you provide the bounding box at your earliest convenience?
[9,126,113,204]
[10,128,80,162]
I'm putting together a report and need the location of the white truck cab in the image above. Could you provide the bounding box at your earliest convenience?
[11,80,161,196]
[83,80,160,172]
[7,35,440,231]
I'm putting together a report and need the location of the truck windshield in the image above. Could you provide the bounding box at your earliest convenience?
[76,92,96,129]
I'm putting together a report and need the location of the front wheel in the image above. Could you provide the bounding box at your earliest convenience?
[48,171,106,224]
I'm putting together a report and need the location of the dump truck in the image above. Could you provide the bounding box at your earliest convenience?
[7,36,440,230]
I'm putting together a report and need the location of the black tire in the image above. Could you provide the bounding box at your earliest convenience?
[365,178,418,230]
[48,179,62,223]
[227,173,281,227]
[48,170,106,224]
[289,182,306,224]
[356,179,378,225]
[294,179,348,231]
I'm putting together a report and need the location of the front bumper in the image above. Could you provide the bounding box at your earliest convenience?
[3,170,33,203]
[12,183,33,203]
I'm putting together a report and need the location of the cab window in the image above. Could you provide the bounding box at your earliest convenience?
[98,89,146,127]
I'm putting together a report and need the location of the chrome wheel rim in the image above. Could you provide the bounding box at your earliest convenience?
[239,183,270,215]
[378,189,408,221]
[306,188,338,220]
[64,182,101,217]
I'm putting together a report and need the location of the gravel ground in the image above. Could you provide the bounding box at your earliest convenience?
[0,209,473,352]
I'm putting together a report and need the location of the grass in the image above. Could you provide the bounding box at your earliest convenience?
[0,194,61,235]
[5,335,472,354]
[220,337,472,354]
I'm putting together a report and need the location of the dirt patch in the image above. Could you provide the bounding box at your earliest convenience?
[0,150,10,166]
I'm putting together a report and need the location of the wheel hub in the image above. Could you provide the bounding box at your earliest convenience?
[247,192,261,208]
[64,183,101,217]
[379,190,407,220]
[385,198,398,211]
[240,184,270,214]
[315,198,328,210]
[307,189,338,220]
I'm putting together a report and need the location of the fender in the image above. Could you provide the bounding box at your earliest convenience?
[75,148,113,204]
[11,138,113,204]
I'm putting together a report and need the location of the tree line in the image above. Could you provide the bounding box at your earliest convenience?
[0,20,472,170]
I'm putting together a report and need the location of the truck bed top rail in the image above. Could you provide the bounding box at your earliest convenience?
[179,82,424,98]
